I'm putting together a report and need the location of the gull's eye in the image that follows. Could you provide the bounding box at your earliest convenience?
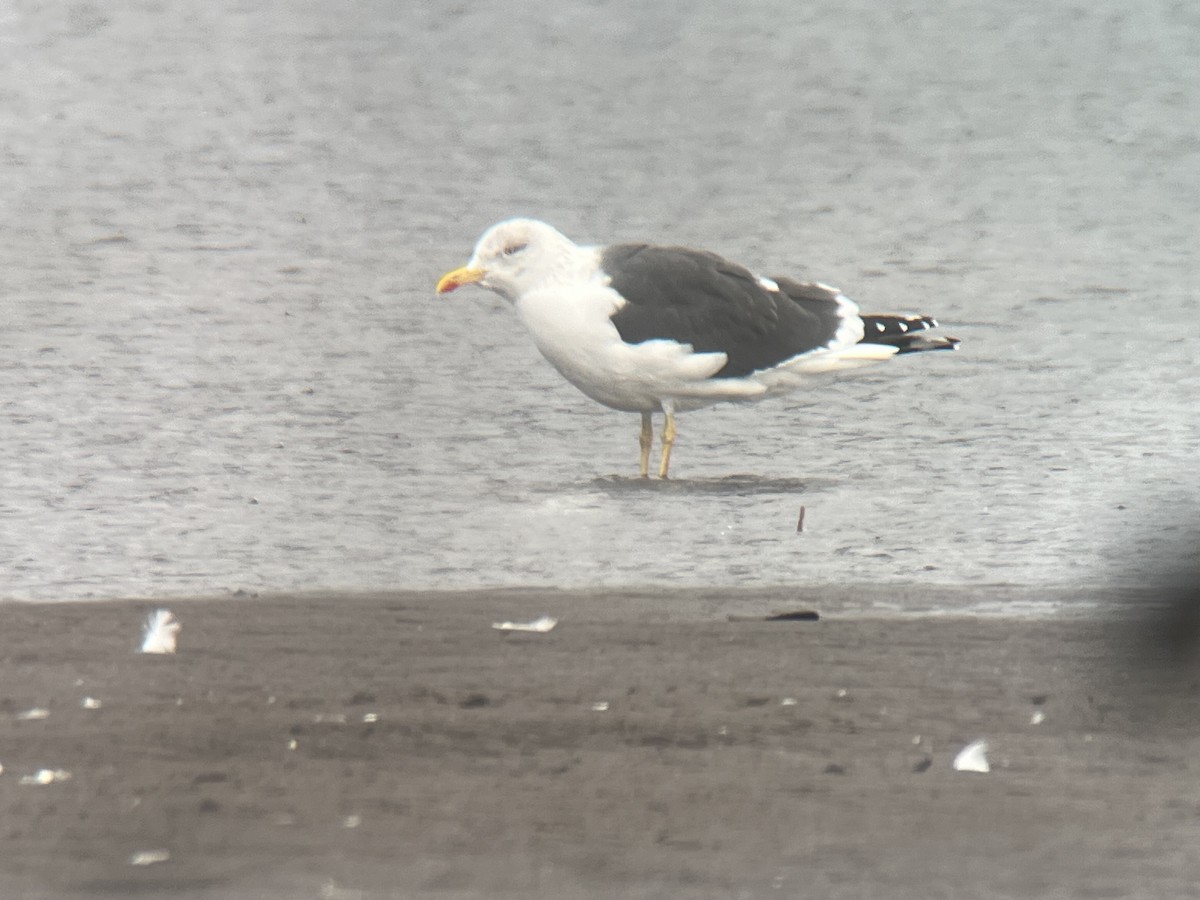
[502,242,528,257]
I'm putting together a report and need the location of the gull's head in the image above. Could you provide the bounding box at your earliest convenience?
[436,218,582,301]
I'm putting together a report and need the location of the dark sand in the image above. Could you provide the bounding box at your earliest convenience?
[2,589,1198,899]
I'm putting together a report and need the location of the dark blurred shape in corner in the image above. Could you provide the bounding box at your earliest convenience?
[1142,578,1200,670]
[1106,544,1200,730]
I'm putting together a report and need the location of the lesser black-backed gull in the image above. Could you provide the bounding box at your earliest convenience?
[436,219,959,478]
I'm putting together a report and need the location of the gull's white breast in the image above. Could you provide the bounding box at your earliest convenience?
[514,281,749,412]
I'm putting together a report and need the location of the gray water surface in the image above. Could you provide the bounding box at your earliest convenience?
[2,1,1197,602]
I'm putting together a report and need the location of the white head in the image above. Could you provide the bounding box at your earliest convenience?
[435,218,586,302]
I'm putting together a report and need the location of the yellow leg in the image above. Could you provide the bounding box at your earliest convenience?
[657,409,677,479]
[638,412,653,478]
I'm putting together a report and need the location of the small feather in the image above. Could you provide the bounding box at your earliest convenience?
[952,739,991,773]
[140,609,181,654]
[20,768,72,785]
[492,615,557,633]
[129,849,170,866]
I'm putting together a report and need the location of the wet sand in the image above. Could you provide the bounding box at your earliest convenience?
[1,589,1197,899]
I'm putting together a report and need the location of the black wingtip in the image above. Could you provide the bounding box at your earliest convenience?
[858,314,960,354]
[889,333,961,354]
[908,334,961,353]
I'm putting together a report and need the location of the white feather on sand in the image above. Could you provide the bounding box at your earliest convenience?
[128,849,170,866]
[140,609,181,654]
[20,768,72,785]
[492,615,557,633]
[952,739,991,773]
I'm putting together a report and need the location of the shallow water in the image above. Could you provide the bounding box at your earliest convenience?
[2,0,1197,602]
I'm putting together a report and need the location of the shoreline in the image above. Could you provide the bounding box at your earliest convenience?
[0,580,1172,617]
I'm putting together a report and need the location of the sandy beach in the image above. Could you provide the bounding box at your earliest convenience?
[1,589,1197,899]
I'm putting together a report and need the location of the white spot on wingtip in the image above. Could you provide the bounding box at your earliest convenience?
[897,321,908,332]
[758,276,780,292]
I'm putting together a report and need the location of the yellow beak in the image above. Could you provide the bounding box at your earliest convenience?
[435,266,485,294]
